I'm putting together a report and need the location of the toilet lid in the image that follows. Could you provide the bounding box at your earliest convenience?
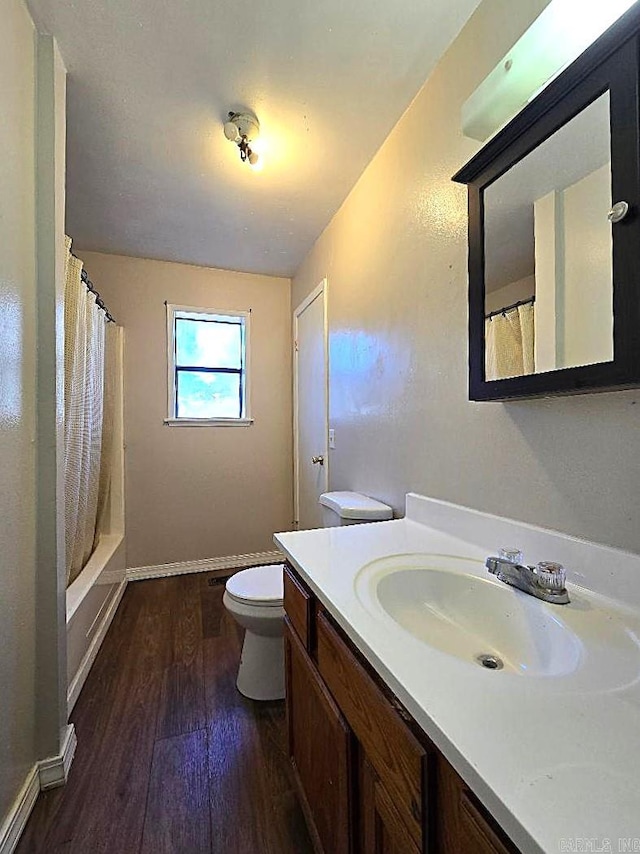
[319,491,393,520]
[225,564,284,606]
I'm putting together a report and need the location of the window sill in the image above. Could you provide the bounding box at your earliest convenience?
[164,417,254,427]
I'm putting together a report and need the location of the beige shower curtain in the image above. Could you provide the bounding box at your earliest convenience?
[64,237,110,585]
[485,302,535,381]
[94,322,117,547]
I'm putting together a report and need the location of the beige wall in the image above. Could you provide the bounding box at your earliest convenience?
[35,31,69,763]
[485,275,535,315]
[0,4,68,826]
[562,163,613,369]
[81,252,292,568]
[1,0,37,822]
[534,164,613,373]
[293,0,640,555]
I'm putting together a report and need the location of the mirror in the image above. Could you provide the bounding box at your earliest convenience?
[483,92,614,381]
[454,25,640,402]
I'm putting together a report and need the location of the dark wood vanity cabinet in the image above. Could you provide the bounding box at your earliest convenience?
[284,621,352,854]
[283,564,522,854]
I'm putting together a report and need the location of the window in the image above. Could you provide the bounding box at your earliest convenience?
[166,304,251,425]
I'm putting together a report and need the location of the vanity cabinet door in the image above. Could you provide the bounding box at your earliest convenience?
[284,618,353,854]
[316,611,428,852]
[459,792,515,854]
[359,754,421,854]
[438,757,520,854]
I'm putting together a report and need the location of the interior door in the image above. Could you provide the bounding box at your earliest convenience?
[294,281,328,529]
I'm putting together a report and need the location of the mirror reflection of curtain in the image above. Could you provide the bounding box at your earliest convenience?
[64,236,106,585]
[485,302,535,380]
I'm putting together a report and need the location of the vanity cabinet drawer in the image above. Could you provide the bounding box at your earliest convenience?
[284,564,313,650]
[316,610,428,851]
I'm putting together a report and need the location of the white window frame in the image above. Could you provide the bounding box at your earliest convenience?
[164,303,253,426]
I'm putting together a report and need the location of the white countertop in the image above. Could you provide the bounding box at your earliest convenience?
[274,494,640,854]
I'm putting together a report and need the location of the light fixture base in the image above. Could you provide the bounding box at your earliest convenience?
[227,111,260,142]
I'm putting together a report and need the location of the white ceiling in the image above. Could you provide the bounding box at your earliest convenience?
[27,0,482,277]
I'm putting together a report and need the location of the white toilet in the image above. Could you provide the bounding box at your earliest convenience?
[223,564,285,701]
[223,491,393,701]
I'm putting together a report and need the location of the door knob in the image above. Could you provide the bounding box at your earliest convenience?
[311,455,325,465]
[608,201,629,223]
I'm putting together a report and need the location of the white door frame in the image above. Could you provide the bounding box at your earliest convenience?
[293,279,329,527]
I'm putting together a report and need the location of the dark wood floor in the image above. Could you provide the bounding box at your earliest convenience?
[17,574,313,854]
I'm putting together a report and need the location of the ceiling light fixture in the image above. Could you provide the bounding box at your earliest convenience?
[223,111,260,166]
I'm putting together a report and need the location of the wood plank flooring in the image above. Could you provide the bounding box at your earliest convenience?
[17,574,313,854]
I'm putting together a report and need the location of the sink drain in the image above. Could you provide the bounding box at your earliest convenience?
[476,653,504,671]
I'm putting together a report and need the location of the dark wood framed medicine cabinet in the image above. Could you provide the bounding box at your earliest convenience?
[453,5,640,401]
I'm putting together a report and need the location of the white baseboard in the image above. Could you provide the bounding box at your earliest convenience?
[126,549,284,582]
[0,766,39,854]
[97,569,126,586]
[0,725,77,854]
[38,724,77,791]
[67,578,128,715]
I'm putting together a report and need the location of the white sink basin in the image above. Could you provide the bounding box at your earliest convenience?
[355,553,640,685]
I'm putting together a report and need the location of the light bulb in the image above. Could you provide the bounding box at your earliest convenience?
[223,120,240,142]
[248,151,259,166]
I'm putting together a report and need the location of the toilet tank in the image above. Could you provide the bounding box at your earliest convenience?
[319,491,393,527]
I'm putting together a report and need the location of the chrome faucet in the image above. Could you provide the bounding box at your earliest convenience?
[485,548,570,605]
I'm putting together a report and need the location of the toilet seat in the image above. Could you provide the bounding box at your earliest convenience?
[225,564,284,607]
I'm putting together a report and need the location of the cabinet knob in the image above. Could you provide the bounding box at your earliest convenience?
[608,201,630,223]
[311,455,325,465]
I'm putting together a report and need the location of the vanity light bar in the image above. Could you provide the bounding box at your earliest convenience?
[462,0,639,142]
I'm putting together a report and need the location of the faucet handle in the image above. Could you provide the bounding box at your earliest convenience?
[498,547,524,565]
[534,561,566,591]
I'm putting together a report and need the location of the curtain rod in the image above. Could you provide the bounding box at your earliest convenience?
[80,267,116,323]
[485,295,535,320]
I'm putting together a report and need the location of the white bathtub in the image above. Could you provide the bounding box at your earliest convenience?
[66,534,126,713]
